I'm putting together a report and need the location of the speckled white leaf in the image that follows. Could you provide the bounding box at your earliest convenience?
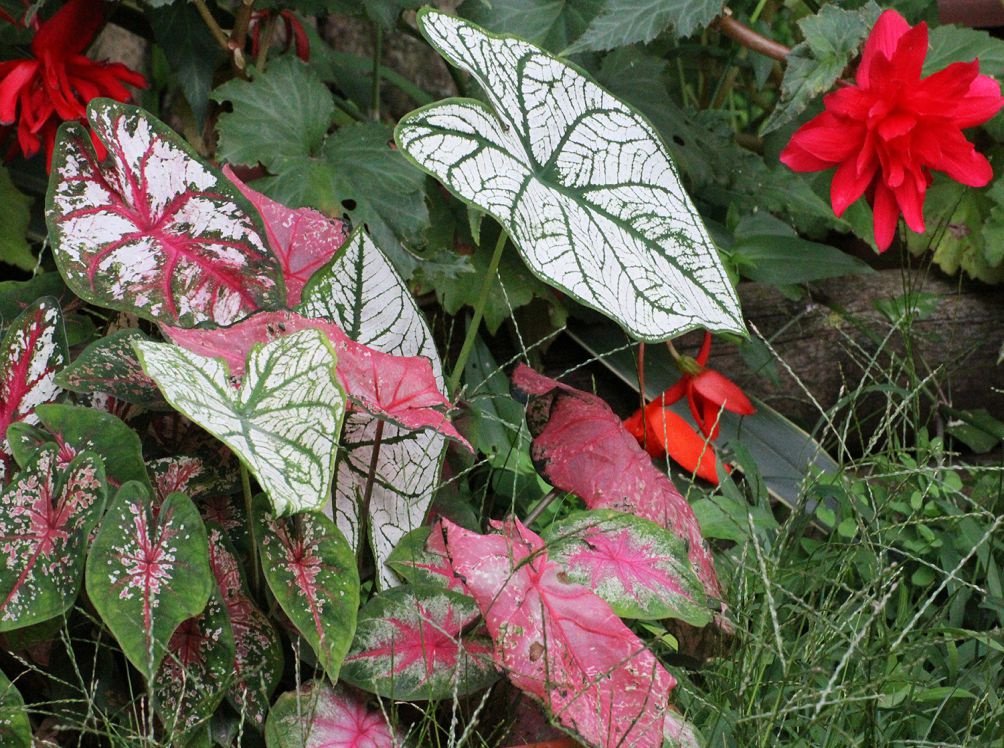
[299,230,447,587]
[46,99,283,327]
[134,330,345,516]
[396,10,744,341]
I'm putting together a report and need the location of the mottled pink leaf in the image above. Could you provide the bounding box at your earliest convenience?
[224,166,350,306]
[0,446,105,630]
[266,681,398,748]
[0,298,67,484]
[512,364,724,606]
[163,310,468,447]
[47,100,283,327]
[341,585,496,700]
[206,527,282,727]
[442,518,674,748]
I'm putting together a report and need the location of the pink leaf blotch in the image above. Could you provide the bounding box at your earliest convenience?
[511,364,724,607]
[164,310,469,448]
[441,517,675,748]
[224,166,350,306]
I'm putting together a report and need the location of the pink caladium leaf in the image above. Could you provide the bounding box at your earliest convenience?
[0,445,105,631]
[163,309,467,447]
[0,297,68,485]
[341,584,496,700]
[206,526,282,727]
[47,99,283,327]
[512,364,725,607]
[54,329,167,409]
[85,482,213,679]
[542,509,711,626]
[266,681,398,748]
[386,525,468,594]
[224,166,350,306]
[441,518,675,748]
[252,495,359,683]
[154,587,235,741]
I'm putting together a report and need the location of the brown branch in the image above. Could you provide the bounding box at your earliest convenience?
[714,9,791,62]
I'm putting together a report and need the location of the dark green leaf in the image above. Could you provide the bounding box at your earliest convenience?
[566,0,724,52]
[925,23,1004,78]
[460,0,604,52]
[0,670,30,748]
[731,235,874,285]
[0,166,33,272]
[149,2,223,127]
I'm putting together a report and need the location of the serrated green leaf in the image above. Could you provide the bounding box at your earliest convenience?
[397,10,744,341]
[149,2,223,127]
[135,330,346,516]
[566,0,723,53]
[0,166,33,272]
[925,23,1004,78]
[86,483,213,680]
[461,0,604,52]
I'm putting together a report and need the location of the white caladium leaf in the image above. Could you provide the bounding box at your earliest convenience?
[46,99,283,327]
[396,10,745,341]
[0,297,67,484]
[134,329,345,516]
[299,230,448,587]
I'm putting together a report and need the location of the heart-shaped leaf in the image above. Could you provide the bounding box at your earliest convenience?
[512,364,725,606]
[341,585,496,700]
[0,297,67,484]
[265,682,397,748]
[299,230,448,587]
[0,669,30,748]
[542,509,711,625]
[85,482,213,679]
[206,526,282,727]
[442,518,675,748]
[134,329,345,516]
[0,445,105,631]
[54,329,167,409]
[253,496,358,683]
[47,99,283,327]
[386,525,467,594]
[396,10,744,341]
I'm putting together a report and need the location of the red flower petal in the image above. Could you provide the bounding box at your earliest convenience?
[644,407,724,485]
[31,0,105,59]
[0,60,37,122]
[857,10,913,88]
[871,181,900,251]
[830,157,876,217]
[692,369,755,416]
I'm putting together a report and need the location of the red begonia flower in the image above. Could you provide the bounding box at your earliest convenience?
[624,404,728,485]
[0,0,147,166]
[780,9,1003,251]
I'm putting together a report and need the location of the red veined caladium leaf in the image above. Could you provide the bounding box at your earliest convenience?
[46,99,283,327]
[223,166,350,307]
[154,586,235,742]
[147,455,238,506]
[162,309,467,447]
[541,509,711,626]
[85,482,213,680]
[0,297,67,485]
[441,518,675,748]
[386,525,467,594]
[206,526,282,727]
[511,364,725,608]
[252,494,359,683]
[266,681,398,748]
[341,584,497,700]
[0,445,105,631]
[54,329,168,409]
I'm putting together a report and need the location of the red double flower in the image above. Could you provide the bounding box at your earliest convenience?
[0,0,147,166]
[781,9,1003,251]
[625,333,755,484]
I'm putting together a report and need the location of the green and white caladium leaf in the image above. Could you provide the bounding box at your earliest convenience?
[252,495,359,683]
[134,329,345,516]
[298,230,447,587]
[0,668,30,748]
[0,445,105,631]
[0,297,67,484]
[54,329,167,409]
[396,10,744,341]
[85,482,213,680]
[46,99,283,327]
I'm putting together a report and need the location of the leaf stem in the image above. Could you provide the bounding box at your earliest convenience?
[715,10,790,62]
[523,488,563,526]
[447,230,508,396]
[191,0,231,55]
[357,419,385,578]
[241,463,261,600]
[371,23,383,120]
[232,0,255,54]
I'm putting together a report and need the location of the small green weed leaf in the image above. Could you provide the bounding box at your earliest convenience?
[543,509,711,625]
[47,99,283,327]
[134,329,345,516]
[0,669,30,748]
[253,496,359,683]
[299,230,447,587]
[265,682,397,748]
[341,585,497,700]
[0,165,33,272]
[206,526,282,727]
[154,587,234,741]
[397,11,743,341]
[566,0,724,52]
[54,329,167,409]
[0,445,105,631]
[461,0,604,51]
[0,297,67,484]
[86,483,212,680]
